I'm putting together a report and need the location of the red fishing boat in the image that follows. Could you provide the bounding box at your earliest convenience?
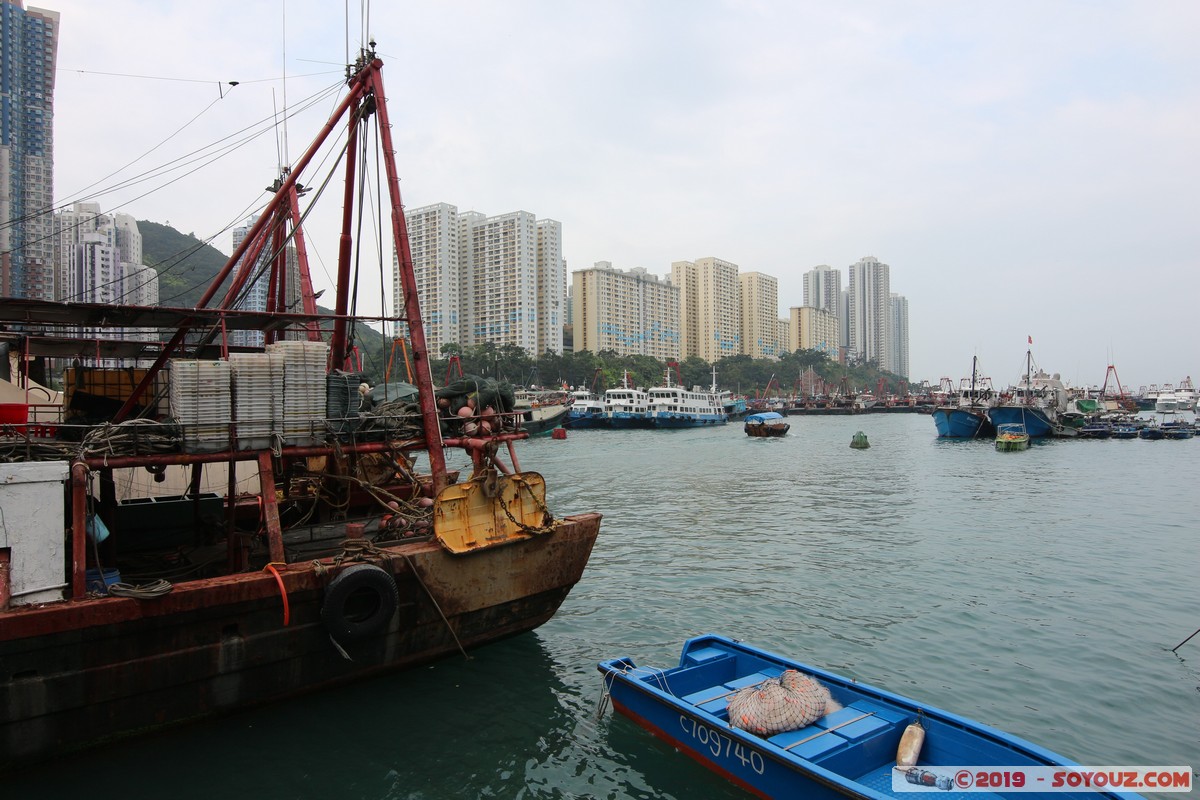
[0,45,600,768]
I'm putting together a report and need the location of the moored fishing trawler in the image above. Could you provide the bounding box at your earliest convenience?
[987,350,1076,438]
[0,46,600,768]
[931,356,996,438]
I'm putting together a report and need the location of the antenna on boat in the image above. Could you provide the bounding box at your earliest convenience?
[280,0,290,168]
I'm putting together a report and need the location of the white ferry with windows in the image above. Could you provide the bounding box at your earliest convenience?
[648,364,729,429]
[604,371,653,429]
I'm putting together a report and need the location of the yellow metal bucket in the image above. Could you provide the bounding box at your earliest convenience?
[433,471,553,554]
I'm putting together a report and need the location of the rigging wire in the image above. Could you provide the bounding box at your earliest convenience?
[0,79,343,240]
[281,0,290,170]
[221,135,352,313]
[59,67,337,85]
[1,82,346,294]
[60,92,231,207]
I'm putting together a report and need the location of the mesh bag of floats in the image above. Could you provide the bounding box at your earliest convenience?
[727,670,841,736]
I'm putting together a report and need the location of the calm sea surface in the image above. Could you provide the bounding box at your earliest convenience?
[12,413,1199,798]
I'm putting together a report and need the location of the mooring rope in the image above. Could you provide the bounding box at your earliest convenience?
[402,553,469,661]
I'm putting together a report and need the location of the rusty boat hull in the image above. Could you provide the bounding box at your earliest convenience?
[0,512,599,767]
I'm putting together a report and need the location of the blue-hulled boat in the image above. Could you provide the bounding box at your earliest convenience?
[598,634,1144,800]
[1160,421,1195,440]
[1111,425,1139,439]
[932,357,996,438]
[724,395,749,418]
[648,363,728,428]
[987,350,1076,438]
[604,372,654,429]
[1078,421,1113,439]
[564,373,610,429]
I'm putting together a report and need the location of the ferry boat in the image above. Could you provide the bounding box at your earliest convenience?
[931,356,996,438]
[648,364,729,428]
[565,370,609,429]
[604,372,653,429]
[0,46,601,768]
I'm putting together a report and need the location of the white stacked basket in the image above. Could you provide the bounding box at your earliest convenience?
[268,340,329,447]
[169,360,232,453]
[228,352,282,451]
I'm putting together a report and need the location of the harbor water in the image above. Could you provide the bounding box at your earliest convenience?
[11,413,1198,798]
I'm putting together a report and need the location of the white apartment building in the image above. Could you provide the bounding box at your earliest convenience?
[465,210,539,353]
[394,204,565,356]
[802,265,842,314]
[571,262,680,360]
[788,306,840,358]
[739,271,780,359]
[890,293,910,379]
[399,202,461,355]
[847,256,891,370]
[839,289,850,351]
[113,213,143,272]
[672,256,740,363]
[124,263,159,307]
[55,202,153,316]
[229,215,299,348]
[804,264,845,352]
[56,202,111,302]
[536,219,566,356]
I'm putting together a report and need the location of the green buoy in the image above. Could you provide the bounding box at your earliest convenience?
[850,431,870,449]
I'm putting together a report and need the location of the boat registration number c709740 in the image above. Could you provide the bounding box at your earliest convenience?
[679,714,766,775]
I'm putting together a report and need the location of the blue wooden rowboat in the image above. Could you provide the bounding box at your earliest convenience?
[598,634,1144,800]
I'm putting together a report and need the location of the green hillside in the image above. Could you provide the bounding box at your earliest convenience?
[138,221,235,308]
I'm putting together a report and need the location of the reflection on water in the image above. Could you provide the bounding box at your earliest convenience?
[9,414,1199,798]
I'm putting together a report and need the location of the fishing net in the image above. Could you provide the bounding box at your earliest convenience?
[437,376,516,414]
[727,670,840,736]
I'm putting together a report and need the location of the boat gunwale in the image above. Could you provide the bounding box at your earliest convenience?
[0,512,603,641]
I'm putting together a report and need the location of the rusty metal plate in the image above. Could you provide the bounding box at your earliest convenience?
[432,472,549,554]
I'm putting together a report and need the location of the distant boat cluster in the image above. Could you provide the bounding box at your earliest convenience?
[538,365,739,431]
[932,354,1196,441]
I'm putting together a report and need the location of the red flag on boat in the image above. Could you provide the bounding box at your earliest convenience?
[1027,335,1032,344]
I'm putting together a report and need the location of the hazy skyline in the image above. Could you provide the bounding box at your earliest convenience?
[45,1,1199,388]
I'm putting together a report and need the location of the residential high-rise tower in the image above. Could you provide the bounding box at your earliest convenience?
[890,293,909,379]
[394,203,565,356]
[739,271,779,359]
[671,256,740,363]
[0,2,60,300]
[571,261,680,360]
[847,255,891,370]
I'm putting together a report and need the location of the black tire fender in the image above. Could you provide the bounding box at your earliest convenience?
[320,563,399,643]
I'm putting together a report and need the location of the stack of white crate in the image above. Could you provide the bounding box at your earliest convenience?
[268,340,328,447]
[169,360,232,453]
[228,352,283,450]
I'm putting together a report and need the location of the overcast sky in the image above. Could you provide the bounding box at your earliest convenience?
[47,1,1199,388]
